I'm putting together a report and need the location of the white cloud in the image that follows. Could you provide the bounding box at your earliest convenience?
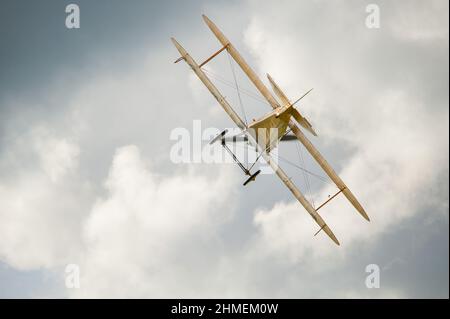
[0,128,89,270]
[242,0,449,267]
[0,0,447,299]
[232,3,449,298]
[32,128,80,183]
[72,145,237,298]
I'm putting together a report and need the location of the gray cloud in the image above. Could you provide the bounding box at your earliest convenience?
[0,0,448,298]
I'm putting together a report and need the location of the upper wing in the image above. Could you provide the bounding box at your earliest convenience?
[202,15,282,110]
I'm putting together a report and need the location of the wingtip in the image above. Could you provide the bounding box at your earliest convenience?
[331,234,340,246]
[170,37,180,50]
[328,235,340,246]
[360,209,371,222]
[322,225,340,246]
[170,37,187,59]
[202,14,210,23]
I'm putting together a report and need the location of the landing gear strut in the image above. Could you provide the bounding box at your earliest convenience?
[210,130,261,186]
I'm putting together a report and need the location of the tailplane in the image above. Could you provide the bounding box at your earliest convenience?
[267,74,317,136]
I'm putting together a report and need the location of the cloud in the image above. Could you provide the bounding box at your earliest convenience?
[0,32,242,296]
[0,0,447,298]
[0,128,90,270]
[71,145,238,298]
[242,0,448,236]
[32,128,80,183]
[228,0,448,296]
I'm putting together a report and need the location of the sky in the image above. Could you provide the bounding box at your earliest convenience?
[0,0,448,298]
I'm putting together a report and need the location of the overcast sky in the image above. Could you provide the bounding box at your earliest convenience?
[0,0,448,298]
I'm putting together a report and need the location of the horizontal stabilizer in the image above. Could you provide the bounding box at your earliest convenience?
[290,108,318,136]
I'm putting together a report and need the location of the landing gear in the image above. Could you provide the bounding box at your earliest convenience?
[210,130,261,186]
[243,169,261,186]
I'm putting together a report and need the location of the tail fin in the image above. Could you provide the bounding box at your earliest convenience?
[267,74,317,137]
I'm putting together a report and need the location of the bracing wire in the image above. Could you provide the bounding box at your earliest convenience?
[248,126,291,172]
[232,142,330,184]
[277,153,330,184]
[226,52,248,126]
[296,142,315,208]
[202,68,270,106]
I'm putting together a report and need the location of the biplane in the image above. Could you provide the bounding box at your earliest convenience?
[171,15,370,245]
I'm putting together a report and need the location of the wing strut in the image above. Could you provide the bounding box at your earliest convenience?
[199,44,229,68]
[316,187,346,211]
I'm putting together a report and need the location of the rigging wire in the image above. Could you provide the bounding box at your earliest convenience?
[202,67,270,106]
[231,142,330,184]
[203,67,263,103]
[226,52,248,126]
[296,141,315,208]
[247,126,290,171]
[277,153,330,184]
